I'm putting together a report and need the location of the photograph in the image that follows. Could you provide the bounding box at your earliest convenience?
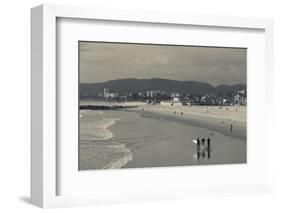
[79,41,247,170]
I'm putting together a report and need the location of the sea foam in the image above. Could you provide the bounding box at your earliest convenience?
[80,109,120,141]
[80,118,120,141]
[79,110,132,169]
[79,141,133,170]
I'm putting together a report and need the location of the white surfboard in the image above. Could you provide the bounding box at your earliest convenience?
[192,139,198,144]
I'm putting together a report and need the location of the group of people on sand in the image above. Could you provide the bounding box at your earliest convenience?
[196,137,211,160]
[197,137,211,152]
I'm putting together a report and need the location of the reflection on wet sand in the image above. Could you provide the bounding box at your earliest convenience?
[197,148,211,161]
[80,109,246,170]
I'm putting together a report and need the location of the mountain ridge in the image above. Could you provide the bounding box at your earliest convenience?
[80,78,246,97]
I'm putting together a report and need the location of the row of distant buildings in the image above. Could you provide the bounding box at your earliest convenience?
[100,88,247,106]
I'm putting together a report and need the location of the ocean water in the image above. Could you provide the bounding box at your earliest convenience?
[79,109,246,170]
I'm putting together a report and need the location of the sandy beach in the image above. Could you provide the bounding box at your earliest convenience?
[127,104,246,141]
[78,42,247,170]
[79,101,246,170]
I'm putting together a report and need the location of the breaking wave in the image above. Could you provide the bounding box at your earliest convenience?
[79,110,132,169]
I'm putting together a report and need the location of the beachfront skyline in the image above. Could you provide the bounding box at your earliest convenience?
[79,42,247,86]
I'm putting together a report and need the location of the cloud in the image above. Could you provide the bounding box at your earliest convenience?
[79,42,246,86]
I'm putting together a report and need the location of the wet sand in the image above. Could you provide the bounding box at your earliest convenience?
[79,103,247,170]
[109,109,246,168]
[127,105,246,140]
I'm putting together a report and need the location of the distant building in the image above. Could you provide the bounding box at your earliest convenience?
[170,92,180,98]
[107,93,119,98]
[237,90,246,95]
[234,90,247,105]
[172,97,180,102]
[234,94,240,102]
[147,90,157,98]
[103,88,118,99]
[103,88,109,98]
[182,101,191,106]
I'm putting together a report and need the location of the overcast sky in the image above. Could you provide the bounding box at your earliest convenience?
[79,42,246,86]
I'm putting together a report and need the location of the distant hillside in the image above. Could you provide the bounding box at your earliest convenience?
[80,78,246,98]
[214,84,246,94]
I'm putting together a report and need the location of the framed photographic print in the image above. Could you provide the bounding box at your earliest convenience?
[31,4,274,208]
[78,42,247,170]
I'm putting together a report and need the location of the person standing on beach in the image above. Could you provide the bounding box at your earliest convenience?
[207,138,211,150]
[202,138,205,146]
[230,124,233,132]
[197,138,201,152]
[202,151,206,158]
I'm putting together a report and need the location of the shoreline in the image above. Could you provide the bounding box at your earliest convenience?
[79,106,246,170]
[127,106,246,141]
[79,111,133,170]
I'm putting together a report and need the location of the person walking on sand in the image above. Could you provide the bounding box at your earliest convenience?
[230,124,233,132]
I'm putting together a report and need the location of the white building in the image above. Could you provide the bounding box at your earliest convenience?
[103,88,118,98]
[170,92,180,98]
[160,97,182,106]
[146,90,157,98]
[172,97,180,102]
[107,93,119,98]
[103,88,109,98]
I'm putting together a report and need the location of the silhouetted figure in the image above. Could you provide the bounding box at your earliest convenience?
[202,151,206,158]
[202,138,205,146]
[207,138,211,150]
[230,124,233,132]
[197,138,201,152]
[197,151,201,160]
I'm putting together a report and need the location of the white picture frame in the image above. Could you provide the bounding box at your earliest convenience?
[31,4,274,208]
